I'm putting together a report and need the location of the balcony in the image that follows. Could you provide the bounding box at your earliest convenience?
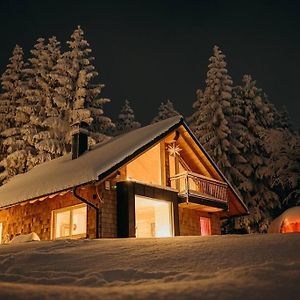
[170,171,228,211]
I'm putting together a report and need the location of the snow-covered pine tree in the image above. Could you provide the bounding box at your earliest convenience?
[188,89,204,129]
[189,46,247,186]
[263,128,300,209]
[52,26,114,145]
[0,45,29,183]
[190,46,232,168]
[230,75,281,232]
[0,92,9,167]
[114,100,141,135]
[151,99,180,123]
[17,38,51,170]
[279,107,293,130]
[29,36,70,166]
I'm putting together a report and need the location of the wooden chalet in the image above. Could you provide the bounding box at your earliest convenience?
[0,116,248,243]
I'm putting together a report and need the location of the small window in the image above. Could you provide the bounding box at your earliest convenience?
[0,222,2,244]
[52,204,87,239]
[200,217,211,236]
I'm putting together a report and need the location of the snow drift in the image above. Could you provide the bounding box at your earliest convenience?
[9,232,40,244]
[0,234,299,300]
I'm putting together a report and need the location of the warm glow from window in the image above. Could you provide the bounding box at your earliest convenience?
[281,219,300,233]
[0,222,2,244]
[127,144,161,185]
[200,217,211,236]
[135,196,173,238]
[53,204,87,239]
[55,210,71,238]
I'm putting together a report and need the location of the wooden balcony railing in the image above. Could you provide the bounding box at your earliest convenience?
[170,171,228,203]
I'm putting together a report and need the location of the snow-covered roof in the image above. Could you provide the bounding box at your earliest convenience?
[0,116,184,208]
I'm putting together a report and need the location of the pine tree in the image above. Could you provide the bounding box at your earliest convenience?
[151,99,180,123]
[0,92,9,168]
[34,30,113,158]
[189,46,247,186]
[231,75,280,232]
[115,100,141,135]
[190,46,232,169]
[17,38,50,169]
[276,106,293,130]
[54,26,113,134]
[263,128,300,208]
[188,48,283,232]
[0,45,29,183]
[188,89,204,128]
[29,36,70,166]
[52,26,114,145]
[0,79,14,165]
[0,27,115,184]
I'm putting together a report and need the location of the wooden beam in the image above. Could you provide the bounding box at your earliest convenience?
[160,141,166,186]
[178,132,213,178]
[165,144,171,187]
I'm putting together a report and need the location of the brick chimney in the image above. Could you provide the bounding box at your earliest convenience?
[71,121,89,160]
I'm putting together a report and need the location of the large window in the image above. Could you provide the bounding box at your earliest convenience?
[135,195,173,238]
[52,204,87,239]
[127,144,161,185]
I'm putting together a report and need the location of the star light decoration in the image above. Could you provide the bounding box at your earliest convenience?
[167,142,182,157]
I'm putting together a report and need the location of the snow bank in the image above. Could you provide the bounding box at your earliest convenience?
[268,206,300,233]
[9,232,40,244]
[0,234,299,299]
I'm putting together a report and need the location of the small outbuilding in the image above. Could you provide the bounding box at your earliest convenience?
[268,206,300,233]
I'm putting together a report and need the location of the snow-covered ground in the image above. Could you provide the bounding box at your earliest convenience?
[0,234,299,300]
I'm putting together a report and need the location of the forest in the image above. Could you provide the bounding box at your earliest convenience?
[0,26,299,233]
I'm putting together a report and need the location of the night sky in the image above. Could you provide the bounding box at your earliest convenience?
[0,0,299,128]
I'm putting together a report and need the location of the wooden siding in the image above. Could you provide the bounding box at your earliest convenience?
[0,168,126,242]
[0,192,82,242]
[179,207,221,236]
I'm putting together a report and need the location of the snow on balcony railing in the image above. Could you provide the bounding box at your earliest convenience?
[170,171,228,202]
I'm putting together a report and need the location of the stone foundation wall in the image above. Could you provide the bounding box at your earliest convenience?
[179,207,221,236]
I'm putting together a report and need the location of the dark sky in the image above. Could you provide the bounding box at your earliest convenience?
[0,0,299,128]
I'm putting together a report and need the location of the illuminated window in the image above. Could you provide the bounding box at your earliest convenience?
[0,222,2,244]
[127,144,161,185]
[135,195,173,238]
[281,219,300,233]
[200,217,211,236]
[52,204,87,239]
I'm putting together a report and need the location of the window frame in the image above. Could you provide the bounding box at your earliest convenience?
[51,204,87,240]
[135,195,174,238]
[117,181,180,238]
